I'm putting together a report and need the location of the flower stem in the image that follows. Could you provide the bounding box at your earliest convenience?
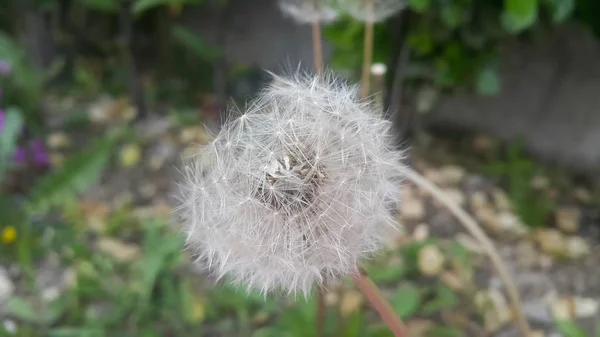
[360,0,375,99]
[353,267,407,337]
[312,21,323,76]
[403,167,532,337]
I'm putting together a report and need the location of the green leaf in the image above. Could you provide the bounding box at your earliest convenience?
[137,223,183,303]
[547,0,574,24]
[29,134,117,212]
[408,0,431,13]
[133,0,203,15]
[6,297,38,323]
[0,107,23,182]
[426,326,466,337]
[441,4,467,28]
[555,321,588,337]
[390,283,421,318]
[476,66,501,96]
[79,0,118,12]
[367,265,406,283]
[171,25,223,61]
[421,284,458,314]
[49,328,105,337]
[252,328,283,337]
[502,0,538,33]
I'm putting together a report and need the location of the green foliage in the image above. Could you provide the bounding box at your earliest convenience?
[78,0,205,14]
[29,133,117,212]
[390,282,422,318]
[325,0,580,99]
[556,320,588,337]
[0,33,44,127]
[502,0,539,33]
[133,0,204,15]
[0,107,23,182]
[484,141,555,227]
[171,25,223,61]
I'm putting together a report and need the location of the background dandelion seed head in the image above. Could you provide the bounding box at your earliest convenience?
[278,0,339,24]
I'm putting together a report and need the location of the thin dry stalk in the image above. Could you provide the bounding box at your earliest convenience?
[316,288,326,337]
[311,0,324,76]
[360,0,374,99]
[353,267,407,337]
[312,21,324,76]
[403,167,531,337]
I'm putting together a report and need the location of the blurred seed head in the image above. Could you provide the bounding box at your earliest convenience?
[177,70,405,296]
[337,0,406,23]
[278,0,339,24]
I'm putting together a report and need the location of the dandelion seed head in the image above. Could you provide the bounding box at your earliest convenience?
[177,70,406,296]
[278,0,339,24]
[337,0,406,23]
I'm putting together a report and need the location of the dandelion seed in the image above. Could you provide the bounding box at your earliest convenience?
[177,71,405,296]
[337,0,406,23]
[278,0,339,24]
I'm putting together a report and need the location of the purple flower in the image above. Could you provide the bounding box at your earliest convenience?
[0,60,12,75]
[13,147,26,165]
[0,108,5,131]
[30,139,50,167]
[33,151,49,166]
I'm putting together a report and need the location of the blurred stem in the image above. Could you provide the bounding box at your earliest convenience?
[353,267,407,337]
[316,288,326,337]
[360,0,374,99]
[17,220,34,283]
[119,0,147,119]
[312,21,323,76]
[402,167,532,337]
[311,0,323,75]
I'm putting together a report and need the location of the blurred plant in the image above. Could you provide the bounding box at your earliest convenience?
[325,0,578,103]
[278,0,340,75]
[335,0,406,98]
[484,141,555,228]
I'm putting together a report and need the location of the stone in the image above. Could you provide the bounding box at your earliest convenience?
[497,212,529,237]
[400,197,425,221]
[437,165,466,186]
[474,289,512,333]
[491,189,512,212]
[555,206,580,234]
[46,132,71,150]
[441,188,465,206]
[0,267,14,305]
[2,319,16,334]
[469,191,490,211]
[535,229,567,257]
[440,271,464,291]
[455,234,484,255]
[339,290,363,317]
[530,175,550,189]
[405,319,435,337]
[565,236,591,259]
[516,241,538,268]
[418,245,445,277]
[412,223,429,242]
[522,300,555,325]
[574,188,592,203]
[97,238,141,263]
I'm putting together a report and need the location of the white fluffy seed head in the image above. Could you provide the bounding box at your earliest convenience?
[337,0,406,23]
[278,0,339,24]
[177,71,406,296]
